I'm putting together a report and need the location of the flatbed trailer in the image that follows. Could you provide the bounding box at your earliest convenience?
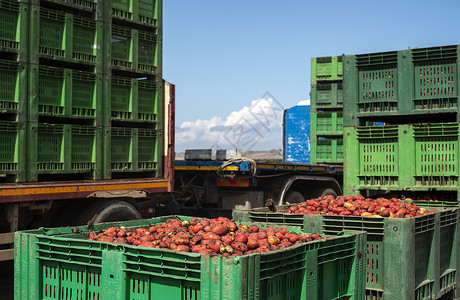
[174,159,343,210]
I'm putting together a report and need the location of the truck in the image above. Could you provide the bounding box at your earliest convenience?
[173,104,343,215]
[0,0,171,261]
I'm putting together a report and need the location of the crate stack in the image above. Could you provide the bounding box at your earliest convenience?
[0,0,31,183]
[0,0,163,183]
[310,56,344,164]
[102,0,163,180]
[343,45,460,202]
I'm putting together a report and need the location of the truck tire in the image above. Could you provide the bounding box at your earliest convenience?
[75,200,141,226]
[284,191,305,204]
[311,188,337,199]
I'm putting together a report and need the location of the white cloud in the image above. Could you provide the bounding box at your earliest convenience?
[297,99,310,106]
[175,98,284,153]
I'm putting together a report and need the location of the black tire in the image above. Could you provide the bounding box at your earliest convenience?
[283,191,305,204]
[311,188,337,199]
[75,200,141,226]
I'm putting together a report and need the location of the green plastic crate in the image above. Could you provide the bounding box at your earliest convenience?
[0,121,26,182]
[0,0,28,60]
[105,75,160,123]
[29,65,102,123]
[109,0,160,27]
[311,111,343,136]
[15,216,366,300]
[29,6,103,68]
[311,82,343,111]
[343,45,460,126]
[27,123,101,180]
[110,25,160,74]
[0,59,28,120]
[311,56,343,84]
[233,207,460,300]
[344,123,460,197]
[310,137,343,164]
[104,126,161,177]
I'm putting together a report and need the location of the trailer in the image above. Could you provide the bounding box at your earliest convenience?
[174,156,342,212]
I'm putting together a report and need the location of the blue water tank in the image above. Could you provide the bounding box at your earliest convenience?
[282,104,310,164]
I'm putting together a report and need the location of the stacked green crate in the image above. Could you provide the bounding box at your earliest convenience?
[26,123,102,181]
[15,216,366,300]
[310,56,344,164]
[233,206,459,300]
[101,0,164,179]
[343,44,460,202]
[28,5,104,70]
[343,45,460,126]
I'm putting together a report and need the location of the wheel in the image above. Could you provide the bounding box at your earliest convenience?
[75,200,141,226]
[311,188,337,199]
[283,191,305,205]
[174,172,207,207]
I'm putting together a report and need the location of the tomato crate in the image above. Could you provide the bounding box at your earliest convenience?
[343,123,460,197]
[0,0,28,60]
[27,123,102,181]
[29,65,103,123]
[233,207,460,300]
[310,137,343,164]
[14,216,366,300]
[105,75,161,124]
[108,24,161,75]
[311,56,343,84]
[103,126,162,178]
[0,59,28,121]
[0,121,26,182]
[311,82,343,111]
[343,45,460,126]
[105,0,161,27]
[311,110,343,136]
[29,6,104,68]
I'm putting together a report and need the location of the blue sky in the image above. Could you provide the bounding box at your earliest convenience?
[163,0,460,152]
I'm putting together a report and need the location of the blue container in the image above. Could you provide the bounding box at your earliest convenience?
[283,105,310,163]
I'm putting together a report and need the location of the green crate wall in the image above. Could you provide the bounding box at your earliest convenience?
[103,126,163,178]
[310,82,343,111]
[233,207,460,300]
[311,56,343,84]
[104,0,161,27]
[343,45,460,126]
[27,123,102,181]
[0,59,28,121]
[343,123,460,196]
[0,121,27,182]
[104,75,162,124]
[310,137,343,164]
[29,6,104,69]
[28,64,103,123]
[15,216,366,300]
[0,0,29,61]
[107,24,161,75]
